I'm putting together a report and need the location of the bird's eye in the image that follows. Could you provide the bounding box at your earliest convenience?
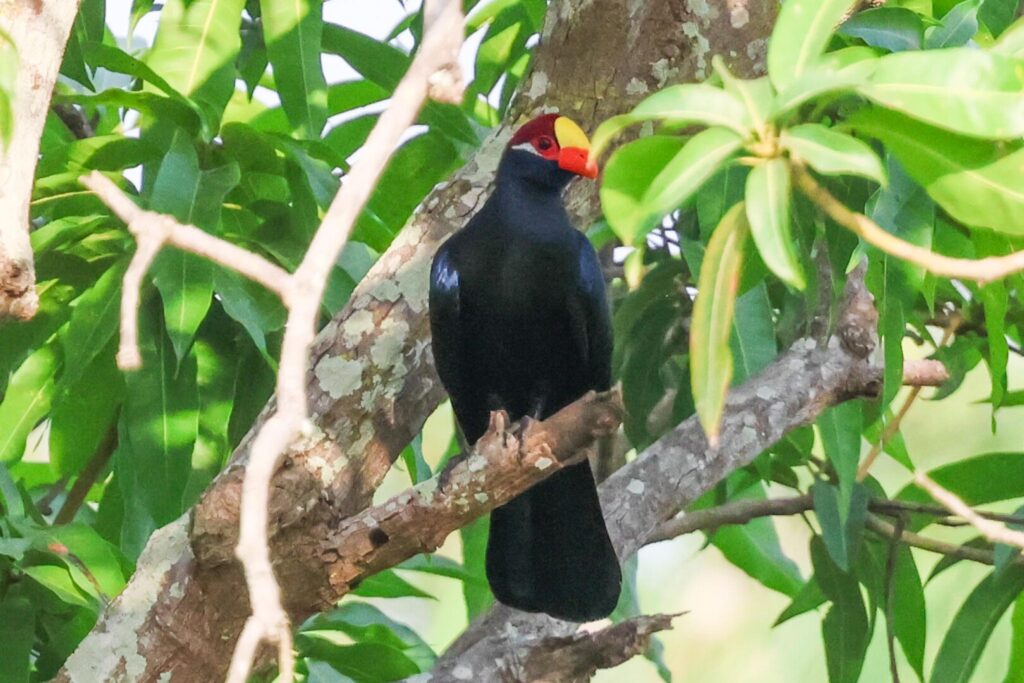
[537,137,553,151]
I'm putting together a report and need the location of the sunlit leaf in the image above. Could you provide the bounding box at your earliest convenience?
[768,0,859,90]
[745,159,803,290]
[782,125,886,185]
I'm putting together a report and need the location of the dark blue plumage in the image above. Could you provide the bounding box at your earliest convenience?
[428,116,621,621]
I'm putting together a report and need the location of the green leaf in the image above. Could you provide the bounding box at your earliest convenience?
[213,267,286,358]
[59,259,127,389]
[925,0,982,48]
[638,127,744,241]
[775,575,827,625]
[782,125,886,184]
[0,344,58,463]
[745,159,803,289]
[707,487,803,596]
[50,340,123,478]
[730,284,777,383]
[838,7,925,52]
[1006,594,1024,683]
[714,60,774,135]
[818,401,863,495]
[897,452,1024,530]
[22,565,95,610]
[300,601,435,672]
[992,14,1024,56]
[930,567,1024,683]
[811,536,870,683]
[399,434,431,484]
[767,0,859,90]
[981,0,1021,36]
[885,542,928,680]
[145,0,246,123]
[812,481,869,571]
[591,84,750,155]
[859,48,1024,139]
[300,641,421,681]
[852,107,1024,236]
[600,136,684,245]
[459,515,494,620]
[0,588,34,683]
[771,50,878,119]
[350,569,434,600]
[46,524,130,598]
[261,0,327,137]
[120,303,199,530]
[690,202,749,444]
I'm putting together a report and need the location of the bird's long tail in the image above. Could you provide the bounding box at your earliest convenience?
[485,460,621,621]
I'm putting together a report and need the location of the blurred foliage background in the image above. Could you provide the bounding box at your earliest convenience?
[1,0,1024,681]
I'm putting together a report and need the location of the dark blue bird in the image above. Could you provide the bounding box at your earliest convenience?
[428,114,621,621]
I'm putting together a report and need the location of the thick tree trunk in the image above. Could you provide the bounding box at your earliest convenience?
[57,1,777,680]
[0,0,80,319]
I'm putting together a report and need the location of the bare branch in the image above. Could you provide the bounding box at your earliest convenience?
[914,472,1024,550]
[0,0,82,319]
[794,165,1024,285]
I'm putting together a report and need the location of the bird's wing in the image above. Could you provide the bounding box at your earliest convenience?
[428,240,466,400]
[573,232,613,391]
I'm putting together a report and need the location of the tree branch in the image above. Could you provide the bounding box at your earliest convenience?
[0,0,82,319]
[794,165,1024,285]
[914,472,1024,551]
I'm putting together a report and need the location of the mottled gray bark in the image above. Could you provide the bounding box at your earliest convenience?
[58,1,779,680]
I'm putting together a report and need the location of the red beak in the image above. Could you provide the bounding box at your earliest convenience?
[558,146,599,179]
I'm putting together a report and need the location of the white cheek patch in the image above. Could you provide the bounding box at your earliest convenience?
[510,142,542,156]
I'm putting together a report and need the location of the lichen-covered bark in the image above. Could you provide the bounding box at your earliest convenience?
[58,1,778,680]
[0,0,82,319]
[424,274,882,682]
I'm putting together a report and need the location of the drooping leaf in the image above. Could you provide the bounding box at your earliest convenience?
[818,401,863,496]
[600,136,685,245]
[58,259,127,389]
[0,588,34,683]
[261,0,327,137]
[690,203,749,444]
[0,344,58,463]
[767,0,859,90]
[811,536,870,683]
[930,567,1024,683]
[745,159,804,290]
[1006,594,1024,683]
[812,480,869,572]
[350,569,434,600]
[145,0,247,124]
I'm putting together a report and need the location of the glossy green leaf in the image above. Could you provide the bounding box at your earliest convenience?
[714,59,773,135]
[1006,594,1024,683]
[59,259,127,389]
[0,588,34,683]
[992,15,1024,56]
[708,487,803,596]
[300,641,421,681]
[22,565,95,610]
[0,344,58,463]
[926,0,982,48]
[121,303,199,530]
[772,49,878,118]
[812,481,869,572]
[591,84,749,155]
[261,0,327,137]
[852,107,1024,234]
[300,601,435,672]
[811,536,870,683]
[213,267,286,358]
[818,401,863,495]
[838,7,924,51]
[691,202,749,444]
[350,568,433,600]
[768,0,859,90]
[775,575,827,625]
[459,516,494,620]
[890,544,927,680]
[145,0,246,121]
[600,135,684,245]
[930,567,1024,683]
[745,159,804,290]
[859,49,1024,139]
[730,284,777,383]
[50,340,123,478]
[782,125,886,185]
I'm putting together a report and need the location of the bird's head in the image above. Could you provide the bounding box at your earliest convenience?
[501,114,599,189]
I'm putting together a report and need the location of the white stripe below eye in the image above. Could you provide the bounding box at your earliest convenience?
[510,142,542,156]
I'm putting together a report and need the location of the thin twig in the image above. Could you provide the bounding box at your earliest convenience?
[225,2,464,682]
[857,319,959,481]
[82,2,465,680]
[55,420,118,525]
[914,472,1024,551]
[793,165,1024,285]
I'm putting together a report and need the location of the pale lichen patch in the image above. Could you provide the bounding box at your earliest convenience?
[315,356,364,399]
[650,58,679,88]
[535,457,554,470]
[453,665,475,681]
[370,320,410,367]
[342,309,376,345]
[528,71,550,101]
[474,492,489,504]
[63,519,191,683]
[626,77,649,95]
